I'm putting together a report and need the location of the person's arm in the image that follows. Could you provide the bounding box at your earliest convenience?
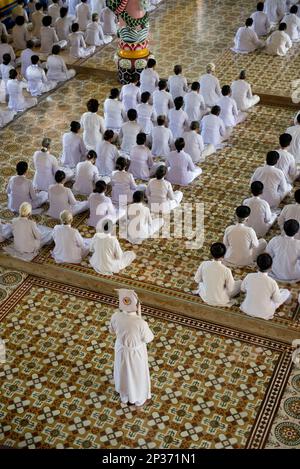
[266,239,274,258]
[232,99,238,119]
[264,201,273,223]
[113,237,124,260]
[270,279,283,304]
[67,187,78,206]
[74,229,85,249]
[277,207,285,230]
[6,178,11,195]
[223,227,229,248]
[215,77,221,97]
[29,181,37,201]
[241,276,247,293]
[80,138,87,159]
[246,82,253,100]
[99,116,106,135]
[53,28,59,43]
[225,267,235,293]
[129,173,137,191]
[250,228,260,249]
[194,263,203,284]
[141,320,154,343]
[9,46,16,63]
[166,181,176,201]
[187,153,196,172]
[148,150,154,168]
[183,77,189,92]
[32,221,42,241]
[278,172,288,195]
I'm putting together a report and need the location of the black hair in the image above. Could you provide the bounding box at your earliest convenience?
[133,190,144,203]
[236,205,251,219]
[155,165,167,179]
[210,242,226,259]
[103,129,114,141]
[141,91,150,103]
[42,15,52,27]
[175,138,185,152]
[94,180,106,193]
[55,170,66,183]
[283,219,299,236]
[70,121,81,133]
[16,161,28,175]
[136,132,147,145]
[174,96,184,110]
[279,133,292,148]
[87,98,99,113]
[251,181,264,196]
[127,109,137,121]
[191,81,200,92]
[174,64,182,75]
[266,151,279,166]
[115,156,127,171]
[257,253,272,272]
[109,88,119,99]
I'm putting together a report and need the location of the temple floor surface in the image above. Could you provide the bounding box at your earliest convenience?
[0,0,300,449]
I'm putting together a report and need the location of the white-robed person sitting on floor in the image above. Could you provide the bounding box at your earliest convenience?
[167,64,189,100]
[281,4,300,42]
[55,7,74,42]
[48,0,61,24]
[80,98,105,151]
[231,70,260,112]
[168,96,189,140]
[199,63,221,109]
[20,40,34,79]
[119,109,142,156]
[146,164,183,214]
[120,74,140,113]
[265,22,292,56]
[7,69,37,112]
[109,288,154,406]
[140,58,159,95]
[152,79,173,118]
[183,121,215,164]
[104,87,126,133]
[87,180,125,228]
[166,137,202,186]
[7,161,48,214]
[264,0,285,25]
[278,189,300,239]
[100,5,118,35]
[47,169,89,219]
[201,105,227,150]
[240,253,291,320]
[26,54,57,97]
[184,81,207,125]
[96,129,119,178]
[266,218,300,282]
[250,151,290,209]
[150,115,174,159]
[40,15,68,54]
[275,133,298,185]
[0,53,14,103]
[129,132,157,181]
[52,209,90,263]
[123,190,164,245]
[286,112,300,164]
[193,242,242,307]
[0,219,12,243]
[89,218,136,275]
[243,181,277,238]
[0,37,16,66]
[223,205,267,267]
[68,22,95,58]
[85,13,112,46]
[111,156,142,206]
[46,44,76,83]
[4,202,53,260]
[73,150,107,195]
[217,84,247,131]
[61,120,87,168]
[137,91,156,136]
[251,2,271,37]
[232,17,265,54]
[12,16,31,50]
[31,3,44,42]
[76,0,91,31]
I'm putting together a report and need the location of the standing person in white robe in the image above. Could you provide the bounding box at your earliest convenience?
[199,63,221,108]
[201,105,227,149]
[168,96,189,140]
[85,13,112,45]
[286,112,300,164]
[150,115,174,159]
[183,121,215,164]
[87,180,124,228]
[266,219,300,282]
[140,58,159,94]
[7,69,37,112]
[129,132,156,180]
[12,16,30,50]
[123,190,164,245]
[223,205,267,267]
[52,209,90,263]
[104,87,125,132]
[73,150,103,195]
[251,2,271,37]
[7,161,48,213]
[55,7,74,42]
[243,181,277,237]
[89,219,136,274]
[282,4,300,41]
[20,40,34,78]
[111,157,139,206]
[217,84,247,130]
[26,55,57,96]
[119,109,142,156]
[232,17,265,54]
[48,0,61,24]
[184,81,207,125]
[109,288,154,406]
[250,151,290,209]
[68,22,95,58]
[137,91,156,135]
[265,23,292,55]
[278,189,300,239]
[47,170,89,219]
[146,165,183,214]
[275,133,298,184]
[120,74,140,112]
[264,0,286,25]
[231,70,260,112]
[76,0,91,31]
[40,15,67,54]
[167,64,189,100]
[166,137,202,186]
[152,79,173,119]
[240,253,291,320]
[46,44,76,82]
[31,3,44,41]
[194,242,242,306]
[61,120,87,168]
[100,5,117,35]
[96,129,119,177]
[80,98,105,151]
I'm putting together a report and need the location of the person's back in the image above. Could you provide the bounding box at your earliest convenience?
[201,113,224,146]
[241,271,283,319]
[80,111,104,150]
[266,29,291,55]
[184,91,205,122]
[129,145,152,180]
[276,148,297,183]
[73,160,98,195]
[264,0,285,24]
[21,47,34,77]
[267,234,300,281]
[217,95,237,128]
[120,121,141,154]
[224,223,258,266]
[151,125,173,158]
[76,2,90,31]
[167,149,196,185]
[195,260,237,306]
[0,44,15,65]
[90,232,121,273]
[55,15,72,41]
[26,64,45,96]
[13,24,28,50]
[12,217,41,253]
[282,12,300,40]
[140,67,159,94]
[286,124,300,163]
[251,10,270,36]
[233,25,261,53]
[120,83,140,112]
[167,74,187,99]
[231,79,251,111]
[278,204,300,239]
[48,183,70,218]
[88,192,116,227]
[40,25,57,53]
[61,130,86,168]
[251,165,287,208]
[32,9,44,38]
[199,73,220,107]
[152,89,173,116]
[182,129,204,163]
[33,150,58,190]
[96,139,118,176]
[7,175,32,212]
[52,224,83,263]
[243,195,274,237]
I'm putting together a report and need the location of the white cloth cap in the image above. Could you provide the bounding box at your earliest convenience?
[116,288,139,312]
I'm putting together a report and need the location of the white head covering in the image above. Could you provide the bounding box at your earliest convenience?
[116,288,139,313]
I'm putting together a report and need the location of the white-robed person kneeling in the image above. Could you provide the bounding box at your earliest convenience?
[80,98,105,151]
[52,209,90,263]
[146,165,183,214]
[232,18,265,54]
[265,23,292,56]
[166,137,202,186]
[231,70,260,112]
[46,44,76,82]
[47,170,89,219]
[109,289,154,406]
[89,218,136,275]
[87,180,125,228]
[7,69,37,112]
[4,202,53,261]
[104,87,126,133]
[122,190,164,245]
[201,105,228,150]
[26,54,57,97]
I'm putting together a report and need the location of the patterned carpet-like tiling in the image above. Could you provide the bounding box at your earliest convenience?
[0,276,293,449]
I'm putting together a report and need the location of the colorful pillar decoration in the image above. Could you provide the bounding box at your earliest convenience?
[107,0,153,84]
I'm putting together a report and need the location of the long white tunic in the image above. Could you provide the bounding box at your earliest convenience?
[0,221,12,242]
[7,175,48,212]
[0,44,16,65]
[52,224,89,263]
[76,2,91,31]
[264,0,286,24]
[100,7,117,35]
[0,63,13,98]
[199,73,221,108]
[26,64,57,97]
[11,217,43,253]
[146,177,183,213]
[168,108,189,139]
[124,202,163,244]
[120,83,140,112]
[12,24,30,50]
[61,131,87,168]
[282,13,300,41]
[0,110,16,128]
[265,30,292,56]
[201,113,225,146]
[55,16,73,41]
[243,196,276,237]
[231,79,260,111]
[217,95,239,127]
[73,160,99,195]
[152,89,173,117]
[129,145,154,180]
[87,192,117,227]
[151,126,173,158]
[7,78,37,112]
[111,170,137,205]
[275,148,297,183]
[137,102,155,135]
[250,11,271,36]
[167,74,188,99]
[85,21,106,45]
[46,55,76,82]
[31,10,44,39]
[104,98,125,131]
[80,111,105,150]
[68,31,95,58]
[166,150,202,186]
[119,121,142,155]
[223,223,263,266]
[40,26,59,54]
[91,0,105,15]
[20,48,34,78]
[250,165,289,208]
[232,26,264,53]
[33,150,59,191]
[194,260,241,307]
[266,235,300,281]
[96,139,119,176]
[89,232,136,274]
[183,130,205,163]
[184,91,206,123]
[48,4,60,24]
[286,124,300,163]
[68,0,80,16]
[278,203,300,239]
[48,183,89,219]
[140,68,159,94]
[110,310,154,405]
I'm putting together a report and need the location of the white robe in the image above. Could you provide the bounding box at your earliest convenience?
[264,0,286,24]
[68,31,95,58]
[250,165,289,208]
[90,0,105,16]
[265,30,292,56]
[199,73,221,108]
[286,124,300,163]
[241,272,290,320]
[100,7,117,35]
[89,232,136,274]
[48,4,60,24]
[120,83,141,112]
[10,217,52,254]
[243,196,277,238]
[282,13,300,41]
[12,25,30,50]
[76,2,91,31]
[26,64,57,97]
[47,183,89,219]
[266,235,300,282]
[201,113,226,147]
[223,223,267,266]
[129,145,154,180]
[140,68,159,94]
[52,224,90,263]
[111,170,137,206]
[109,310,154,405]
[0,109,16,128]
[67,0,80,16]
[150,126,173,158]
[137,102,155,135]
[33,150,59,191]
[95,139,119,177]
[104,98,125,131]
[184,91,206,123]
[7,78,37,112]
[61,131,87,168]
[167,74,188,100]
[0,44,16,65]
[73,160,100,195]
[46,55,76,82]
[194,260,241,307]
[7,175,48,213]
[152,89,173,117]
[124,202,164,244]
[31,10,44,39]
[232,26,265,53]
[40,26,67,54]
[217,95,240,128]
[146,177,183,214]
[275,148,297,183]
[166,150,202,186]
[119,121,142,155]
[55,16,73,41]
[87,192,123,227]
[250,11,271,36]
[80,111,105,150]
[231,79,260,111]
[85,21,111,45]
[20,48,34,78]
[182,130,214,163]
[278,203,300,239]
[0,221,13,242]
[168,108,189,140]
